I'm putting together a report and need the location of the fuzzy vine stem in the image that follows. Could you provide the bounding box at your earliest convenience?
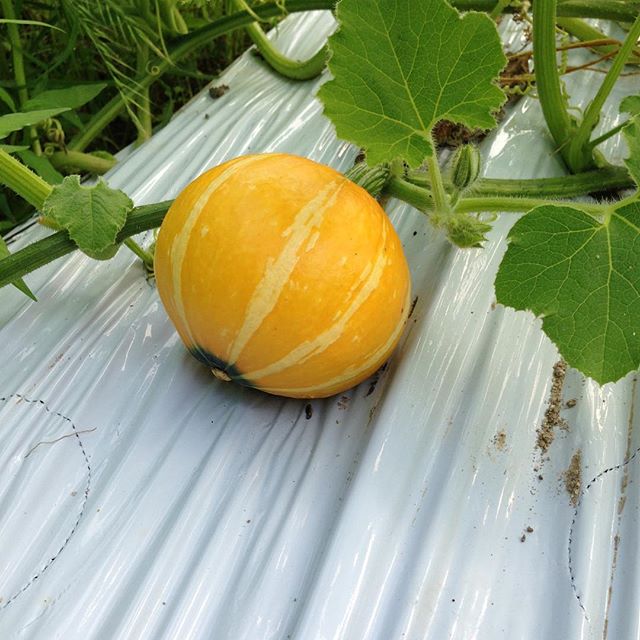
[567,14,640,172]
[533,0,578,171]
[386,173,614,217]
[406,165,634,199]
[0,148,52,209]
[454,196,604,216]
[426,151,451,217]
[231,0,327,80]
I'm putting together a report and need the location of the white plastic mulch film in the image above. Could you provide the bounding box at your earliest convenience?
[1,10,639,640]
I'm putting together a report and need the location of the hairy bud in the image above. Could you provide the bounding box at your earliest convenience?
[451,144,481,191]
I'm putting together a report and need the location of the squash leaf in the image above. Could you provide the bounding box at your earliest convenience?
[42,176,132,259]
[495,203,640,384]
[318,0,507,167]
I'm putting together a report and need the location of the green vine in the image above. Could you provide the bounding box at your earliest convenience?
[533,0,578,171]
[231,0,327,80]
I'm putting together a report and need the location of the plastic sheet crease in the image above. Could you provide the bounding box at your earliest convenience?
[0,11,639,640]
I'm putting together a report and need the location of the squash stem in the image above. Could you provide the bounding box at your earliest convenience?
[123,238,154,270]
[451,0,640,22]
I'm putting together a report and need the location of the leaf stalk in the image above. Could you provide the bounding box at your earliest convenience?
[426,153,451,217]
[532,0,577,171]
[231,0,327,80]
[0,148,52,209]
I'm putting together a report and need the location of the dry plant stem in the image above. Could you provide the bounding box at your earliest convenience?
[557,18,640,64]
[567,14,640,171]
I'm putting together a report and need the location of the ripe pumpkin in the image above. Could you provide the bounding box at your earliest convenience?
[154,153,411,398]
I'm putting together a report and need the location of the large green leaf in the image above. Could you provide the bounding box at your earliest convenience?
[318,0,507,167]
[0,108,69,139]
[42,176,132,259]
[495,203,640,384]
[23,83,107,112]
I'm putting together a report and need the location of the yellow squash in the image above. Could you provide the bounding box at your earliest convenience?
[154,153,411,398]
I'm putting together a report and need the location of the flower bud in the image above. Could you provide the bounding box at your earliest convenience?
[344,162,390,198]
[446,213,492,248]
[451,144,481,191]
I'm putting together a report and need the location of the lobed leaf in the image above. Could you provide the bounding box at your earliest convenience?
[42,176,133,259]
[495,203,640,384]
[318,0,507,167]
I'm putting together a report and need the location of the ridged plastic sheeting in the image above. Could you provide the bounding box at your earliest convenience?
[1,11,639,640]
